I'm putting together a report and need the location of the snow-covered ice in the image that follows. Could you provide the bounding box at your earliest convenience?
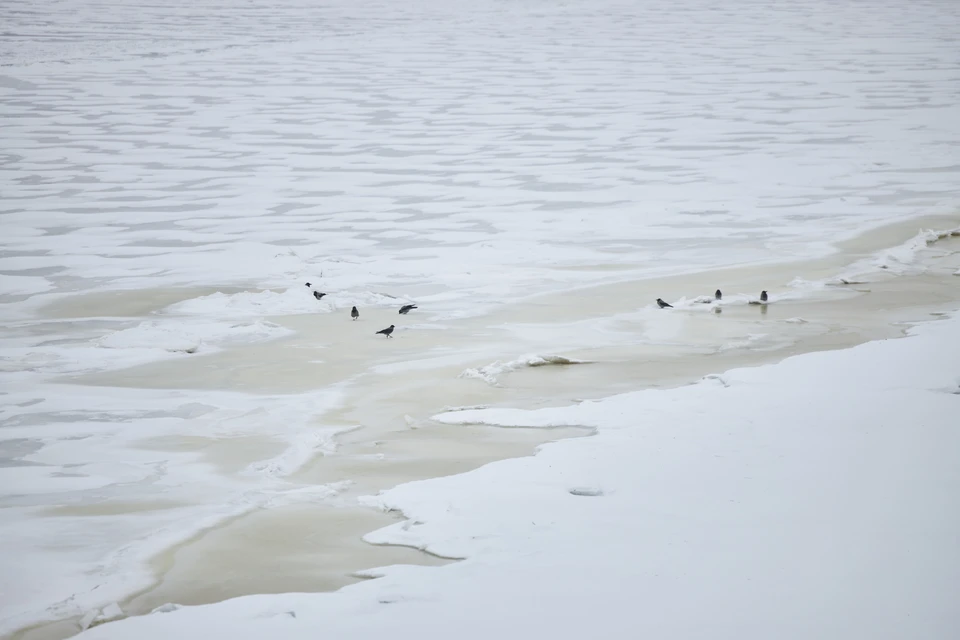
[76,307,960,640]
[2,0,960,636]
[3,0,960,306]
[96,318,290,354]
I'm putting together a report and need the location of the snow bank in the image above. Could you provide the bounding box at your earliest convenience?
[871,227,960,272]
[77,310,960,640]
[458,355,590,387]
[834,226,960,283]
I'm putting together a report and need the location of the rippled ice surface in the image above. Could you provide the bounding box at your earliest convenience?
[2,0,960,635]
[3,0,959,304]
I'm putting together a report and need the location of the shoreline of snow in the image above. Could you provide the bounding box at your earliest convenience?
[74,308,960,640]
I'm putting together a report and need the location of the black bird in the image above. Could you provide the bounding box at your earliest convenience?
[376,324,395,338]
[313,291,326,300]
[399,304,418,315]
[715,289,722,300]
[760,290,768,303]
[351,306,359,321]
[305,282,311,287]
[656,298,673,309]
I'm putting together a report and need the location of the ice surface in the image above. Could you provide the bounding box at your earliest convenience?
[2,0,960,635]
[3,0,960,310]
[76,309,960,640]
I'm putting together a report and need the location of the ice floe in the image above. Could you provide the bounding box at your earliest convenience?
[458,355,590,387]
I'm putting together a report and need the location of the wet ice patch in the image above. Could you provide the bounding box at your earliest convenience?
[714,333,792,353]
[458,355,590,387]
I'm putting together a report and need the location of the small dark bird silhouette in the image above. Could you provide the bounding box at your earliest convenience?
[376,324,395,338]
[304,282,311,287]
[399,304,418,315]
[760,290,768,302]
[351,306,359,320]
[313,291,326,300]
[715,289,722,300]
[656,298,673,309]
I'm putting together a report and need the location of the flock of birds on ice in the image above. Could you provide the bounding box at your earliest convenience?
[304,281,414,338]
[306,282,771,338]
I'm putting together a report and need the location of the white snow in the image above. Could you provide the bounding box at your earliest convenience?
[77,309,960,640]
[2,0,960,636]
[96,319,291,353]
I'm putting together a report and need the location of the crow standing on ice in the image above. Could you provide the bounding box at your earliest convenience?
[313,291,326,300]
[351,306,359,320]
[376,324,395,338]
[656,298,673,309]
[399,304,418,315]
[715,289,722,300]
[760,290,768,303]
